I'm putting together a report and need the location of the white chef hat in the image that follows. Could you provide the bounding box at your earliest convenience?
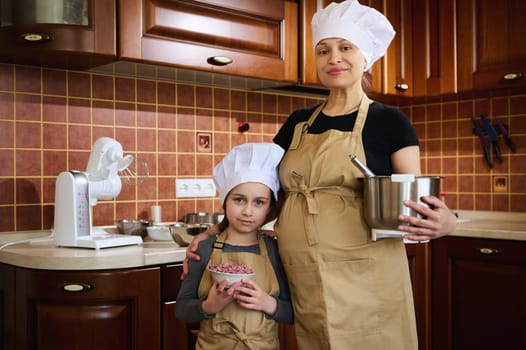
[213,143,284,205]
[311,0,395,70]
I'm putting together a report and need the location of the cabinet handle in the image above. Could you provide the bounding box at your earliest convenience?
[395,83,409,91]
[207,56,233,66]
[502,73,523,81]
[62,283,93,292]
[477,247,502,255]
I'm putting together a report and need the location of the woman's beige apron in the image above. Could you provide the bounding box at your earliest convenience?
[275,96,417,350]
[196,231,281,350]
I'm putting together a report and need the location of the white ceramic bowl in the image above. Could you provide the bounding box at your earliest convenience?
[207,264,255,287]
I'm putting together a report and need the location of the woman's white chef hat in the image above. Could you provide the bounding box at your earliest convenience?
[311,0,395,70]
[213,143,284,205]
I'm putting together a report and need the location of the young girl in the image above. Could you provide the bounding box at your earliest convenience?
[175,143,293,349]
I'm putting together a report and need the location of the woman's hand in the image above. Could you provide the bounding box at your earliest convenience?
[181,225,219,280]
[201,279,233,315]
[398,195,457,241]
[229,279,277,316]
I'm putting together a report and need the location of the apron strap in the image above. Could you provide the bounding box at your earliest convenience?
[349,94,372,157]
[209,231,228,265]
[289,102,326,151]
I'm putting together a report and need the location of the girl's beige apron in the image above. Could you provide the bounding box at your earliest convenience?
[196,231,280,350]
[275,96,417,350]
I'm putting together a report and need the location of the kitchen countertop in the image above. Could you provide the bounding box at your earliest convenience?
[451,210,526,241]
[0,210,525,271]
[0,229,187,270]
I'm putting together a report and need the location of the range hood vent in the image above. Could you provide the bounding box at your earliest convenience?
[90,61,329,97]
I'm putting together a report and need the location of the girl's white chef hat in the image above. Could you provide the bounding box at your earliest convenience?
[213,143,284,205]
[311,0,395,70]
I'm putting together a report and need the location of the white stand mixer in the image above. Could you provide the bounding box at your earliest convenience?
[54,137,143,249]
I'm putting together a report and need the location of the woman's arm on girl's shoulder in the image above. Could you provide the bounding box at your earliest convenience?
[181,225,220,279]
[175,236,215,323]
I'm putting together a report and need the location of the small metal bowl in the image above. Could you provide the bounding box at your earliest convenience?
[116,219,151,238]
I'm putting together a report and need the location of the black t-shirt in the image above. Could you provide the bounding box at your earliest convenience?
[273,101,419,175]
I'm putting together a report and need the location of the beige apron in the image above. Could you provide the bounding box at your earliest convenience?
[275,96,417,350]
[196,231,280,350]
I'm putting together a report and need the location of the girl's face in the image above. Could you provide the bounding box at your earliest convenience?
[315,38,366,89]
[224,182,272,234]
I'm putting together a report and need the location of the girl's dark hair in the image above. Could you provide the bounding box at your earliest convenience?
[217,190,277,233]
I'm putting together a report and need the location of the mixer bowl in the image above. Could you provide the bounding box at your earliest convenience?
[362,175,441,230]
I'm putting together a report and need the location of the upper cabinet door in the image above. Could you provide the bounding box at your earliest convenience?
[299,0,329,87]
[119,0,298,83]
[457,0,526,91]
[0,0,116,69]
[412,0,456,96]
[374,0,413,96]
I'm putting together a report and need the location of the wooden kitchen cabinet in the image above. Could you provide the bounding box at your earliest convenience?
[12,266,160,350]
[432,236,526,350]
[456,0,526,91]
[0,264,15,350]
[0,0,116,69]
[118,0,298,82]
[405,242,431,350]
[372,0,414,96]
[298,0,328,87]
[410,0,526,95]
[161,263,199,350]
[411,0,456,96]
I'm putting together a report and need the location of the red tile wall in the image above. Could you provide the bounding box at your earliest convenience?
[0,63,525,232]
[404,90,526,212]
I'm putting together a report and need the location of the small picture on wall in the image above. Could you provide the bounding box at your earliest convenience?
[197,132,211,153]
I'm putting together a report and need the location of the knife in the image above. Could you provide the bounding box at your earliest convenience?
[471,116,492,168]
[480,115,503,162]
[495,116,516,152]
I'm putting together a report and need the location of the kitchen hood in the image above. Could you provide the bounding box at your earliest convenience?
[90,61,329,97]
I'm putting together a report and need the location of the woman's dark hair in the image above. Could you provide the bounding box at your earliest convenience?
[217,189,277,232]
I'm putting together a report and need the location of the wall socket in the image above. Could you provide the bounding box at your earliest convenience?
[175,178,216,198]
[493,176,508,192]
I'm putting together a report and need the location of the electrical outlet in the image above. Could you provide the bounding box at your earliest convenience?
[493,176,508,192]
[175,179,216,198]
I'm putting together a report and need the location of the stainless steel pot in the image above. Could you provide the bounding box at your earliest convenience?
[116,219,151,238]
[180,212,224,225]
[169,222,209,246]
[361,174,441,230]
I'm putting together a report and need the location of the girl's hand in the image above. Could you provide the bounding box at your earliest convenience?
[229,279,277,316]
[399,195,457,241]
[201,279,233,315]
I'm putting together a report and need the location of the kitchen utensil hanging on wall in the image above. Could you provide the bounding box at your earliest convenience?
[471,116,493,168]
[480,114,503,162]
[495,116,516,152]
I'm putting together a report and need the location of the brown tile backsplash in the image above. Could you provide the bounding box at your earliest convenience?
[0,63,525,232]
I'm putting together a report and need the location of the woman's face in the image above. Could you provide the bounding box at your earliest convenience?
[224,182,272,234]
[315,38,366,89]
